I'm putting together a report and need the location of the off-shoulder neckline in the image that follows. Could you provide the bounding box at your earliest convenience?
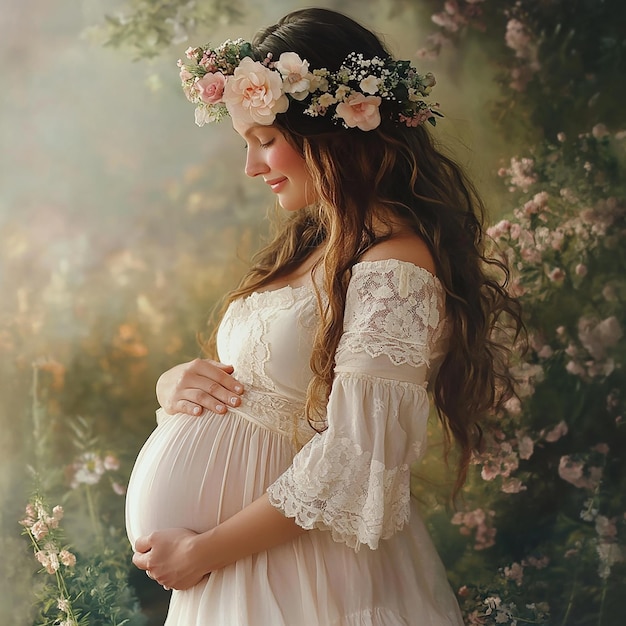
[243,258,442,303]
[351,258,441,285]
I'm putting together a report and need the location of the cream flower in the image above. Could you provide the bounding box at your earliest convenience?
[359,75,380,94]
[195,106,210,127]
[195,72,226,104]
[194,105,223,127]
[223,56,288,125]
[316,93,336,109]
[335,85,351,101]
[421,72,436,94]
[335,93,382,131]
[179,67,193,82]
[184,46,199,59]
[273,52,311,100]
[309,71,329,92]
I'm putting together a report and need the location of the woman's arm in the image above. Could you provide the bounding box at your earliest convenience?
[132,494,307,590]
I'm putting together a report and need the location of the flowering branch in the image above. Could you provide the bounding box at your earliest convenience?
[90,0,244,60]
[20,498,80,626]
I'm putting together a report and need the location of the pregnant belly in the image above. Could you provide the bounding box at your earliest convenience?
[125,409,294,547]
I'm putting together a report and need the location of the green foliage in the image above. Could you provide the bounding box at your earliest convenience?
[97,0,244,60]
[59,541,145,626]
[442,127,626,626]
[501,0,626,135]
[417,0,626,136]
[19,370,147,626]
[414,5,626,623]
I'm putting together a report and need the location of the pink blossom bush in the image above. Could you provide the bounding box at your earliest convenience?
[443,126,626,624]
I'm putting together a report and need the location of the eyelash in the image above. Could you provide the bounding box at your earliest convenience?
[243,138,275,150]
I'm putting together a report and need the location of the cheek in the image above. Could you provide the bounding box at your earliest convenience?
[268,142,307,178]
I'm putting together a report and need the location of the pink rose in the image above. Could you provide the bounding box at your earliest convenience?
[195,72,226,105]
[335,93,382,131]
[223,57,288,125]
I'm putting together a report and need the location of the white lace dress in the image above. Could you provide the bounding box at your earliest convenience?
[125,259,463,626]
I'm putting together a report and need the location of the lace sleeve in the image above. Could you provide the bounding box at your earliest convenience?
[267,260,448,550]
[337,259,447,370]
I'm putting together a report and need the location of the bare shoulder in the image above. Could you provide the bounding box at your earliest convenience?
[359,233,437,276]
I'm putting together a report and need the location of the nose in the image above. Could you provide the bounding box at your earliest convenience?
[244,147,270,178]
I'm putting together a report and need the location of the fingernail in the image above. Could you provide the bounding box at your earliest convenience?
[215,404,225,413]
[230,397,239,406]
[234,385,243,393]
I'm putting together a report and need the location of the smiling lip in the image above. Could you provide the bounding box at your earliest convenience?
[266,177,288,192]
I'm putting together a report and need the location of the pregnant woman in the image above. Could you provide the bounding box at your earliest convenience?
[125,8,522,625]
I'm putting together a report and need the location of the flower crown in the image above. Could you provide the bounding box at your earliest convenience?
[178,38,441,131]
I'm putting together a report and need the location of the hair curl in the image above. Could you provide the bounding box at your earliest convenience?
[206,8,524,498]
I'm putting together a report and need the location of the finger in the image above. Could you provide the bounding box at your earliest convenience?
[180,383,243,412]
[172,400,206,416]
[211,361,235,374]
[163,383,227,416]
[134,535,152,553]
[190,360,244,394]
[132,551,149,571]
[179,373,244,407]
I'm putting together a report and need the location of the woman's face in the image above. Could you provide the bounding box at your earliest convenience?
[232,117,316,212]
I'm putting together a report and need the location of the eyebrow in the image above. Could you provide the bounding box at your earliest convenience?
[243,125,272,139]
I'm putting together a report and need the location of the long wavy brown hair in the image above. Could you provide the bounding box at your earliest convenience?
[206,8,524,497]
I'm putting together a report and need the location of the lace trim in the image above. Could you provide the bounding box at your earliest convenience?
[219,285,315,392]
[267,436,410,551]
[232,388,314,449]
[241,283,315,307]
[337,260,447,369]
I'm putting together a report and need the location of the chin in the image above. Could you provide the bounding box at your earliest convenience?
[278,199,308,212]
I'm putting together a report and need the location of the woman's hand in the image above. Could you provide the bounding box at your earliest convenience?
[132,528,208,591]
[132,496,308,590]
[156,359,244,416]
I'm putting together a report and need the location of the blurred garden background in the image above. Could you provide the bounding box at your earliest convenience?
[1,0,624,624]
